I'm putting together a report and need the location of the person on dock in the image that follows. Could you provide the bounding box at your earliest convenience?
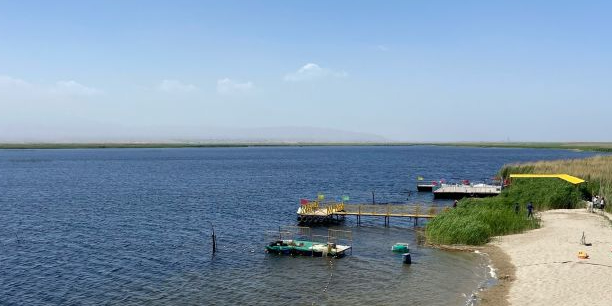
[514,202,520,214]
[453,200,458,208]
[527,202,534,218]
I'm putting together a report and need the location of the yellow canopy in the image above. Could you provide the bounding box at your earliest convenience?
[509,174,585,184]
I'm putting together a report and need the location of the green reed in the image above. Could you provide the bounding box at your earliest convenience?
[426,179,582,245]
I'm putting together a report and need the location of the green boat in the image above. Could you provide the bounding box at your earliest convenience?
[265,226,353,258]
[391,243,410,253]
[266,239,351,258]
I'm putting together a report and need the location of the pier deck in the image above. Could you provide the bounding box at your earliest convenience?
[433,184,501,199]
[297,202,446,226]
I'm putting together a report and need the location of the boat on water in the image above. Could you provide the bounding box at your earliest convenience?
[266,240,351,258]
[391,242,410,253]
[416,183,436,192]
[265,226,353,258]
[416,177,439,192]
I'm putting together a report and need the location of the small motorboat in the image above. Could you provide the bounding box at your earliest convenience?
[417,180,438,192]
[266,239,352,258]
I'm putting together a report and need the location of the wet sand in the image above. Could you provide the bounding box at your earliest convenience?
[482,209,612,305]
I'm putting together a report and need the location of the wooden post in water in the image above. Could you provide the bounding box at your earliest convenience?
[386,205,390,227]
[211,225,217,254]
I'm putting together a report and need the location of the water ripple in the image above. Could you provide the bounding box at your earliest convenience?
[0,147,599,305]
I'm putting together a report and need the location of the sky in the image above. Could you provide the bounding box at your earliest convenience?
[0,0,611,142]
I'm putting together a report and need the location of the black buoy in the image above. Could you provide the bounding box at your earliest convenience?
[402,253,412,264]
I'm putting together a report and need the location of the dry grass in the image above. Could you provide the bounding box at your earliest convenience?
[500,155,612,211]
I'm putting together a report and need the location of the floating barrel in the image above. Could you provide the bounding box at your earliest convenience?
[402,253,412,264]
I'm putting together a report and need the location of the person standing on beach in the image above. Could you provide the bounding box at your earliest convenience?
[527,202,534,218]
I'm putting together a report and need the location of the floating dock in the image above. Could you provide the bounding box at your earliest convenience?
[432,184,501,199]
[297,201,445,226]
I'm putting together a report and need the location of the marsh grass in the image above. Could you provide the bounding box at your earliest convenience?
[427,156,612,245]
[426,179,581,245]
[500,155,612,212]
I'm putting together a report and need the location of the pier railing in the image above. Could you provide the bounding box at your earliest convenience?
[339,204,444,217]
[297,202,320,214]
[297,201,447,227]
[298,202,446,218]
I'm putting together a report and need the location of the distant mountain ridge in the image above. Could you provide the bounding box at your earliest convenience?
[0,124,387,143]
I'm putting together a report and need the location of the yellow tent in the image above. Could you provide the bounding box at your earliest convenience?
[509,174,585,185]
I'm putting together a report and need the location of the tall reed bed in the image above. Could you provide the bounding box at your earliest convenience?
[500,155,612,212]
[427,155,612,245]
[426,179,581,245]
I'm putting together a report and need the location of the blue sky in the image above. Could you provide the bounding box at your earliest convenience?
[0,1,611,142]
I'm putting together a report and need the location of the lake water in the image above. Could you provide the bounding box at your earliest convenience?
[0,146,601,305]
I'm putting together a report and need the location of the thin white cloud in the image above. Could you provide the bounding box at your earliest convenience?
[376,45,389,51]
[158,79,197,93]
[217,78,254,95]
[284,63,348,82]
[1,75,101,98]
[51,80,102,96]
[0,75,33,89]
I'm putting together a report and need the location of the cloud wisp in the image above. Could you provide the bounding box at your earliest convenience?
[1,75,101,98]
[0,75,33,89]
[376,45,389,51]
[216,78,254,95]
[284,63,348,82]
[51,80,102,96]
[158,79,197,93]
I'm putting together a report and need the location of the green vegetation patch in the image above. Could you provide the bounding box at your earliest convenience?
[503,178,583,210]
[426,178,582,245]
[501,155,612,212]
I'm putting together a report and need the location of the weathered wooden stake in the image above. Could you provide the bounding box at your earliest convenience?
[211,225,217,254]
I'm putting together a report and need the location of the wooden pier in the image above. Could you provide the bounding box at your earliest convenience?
[297,202,446,226]
[433,184,501,199]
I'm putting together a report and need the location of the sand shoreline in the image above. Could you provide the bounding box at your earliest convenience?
[480,209,612,306]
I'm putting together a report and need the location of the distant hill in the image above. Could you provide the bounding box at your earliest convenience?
[0,124,387,143]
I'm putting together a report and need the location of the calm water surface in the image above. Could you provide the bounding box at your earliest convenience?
[0,146,601,305]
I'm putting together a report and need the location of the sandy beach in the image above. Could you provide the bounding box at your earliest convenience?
[482,209,612,305]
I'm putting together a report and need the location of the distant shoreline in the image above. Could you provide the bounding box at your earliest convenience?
[1,142,612,151]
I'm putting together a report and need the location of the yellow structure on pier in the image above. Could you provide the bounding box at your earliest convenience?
[509,174,585,184]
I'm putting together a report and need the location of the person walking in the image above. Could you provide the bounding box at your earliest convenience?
[527,202,534,218]
[514,202,520,214]
[453,200,458,208]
